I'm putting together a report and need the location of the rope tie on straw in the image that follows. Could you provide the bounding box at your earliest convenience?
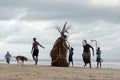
[51,38,68,64]
[52,47,66,64]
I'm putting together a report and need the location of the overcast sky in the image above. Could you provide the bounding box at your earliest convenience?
[0,0,120,60]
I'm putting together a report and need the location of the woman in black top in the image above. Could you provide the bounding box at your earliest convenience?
[82,40,94,68]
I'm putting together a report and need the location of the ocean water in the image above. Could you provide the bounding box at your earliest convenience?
[0,59,120,69]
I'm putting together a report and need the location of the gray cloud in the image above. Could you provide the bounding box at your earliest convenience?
[0,20,21,38]
[0,0,120,23]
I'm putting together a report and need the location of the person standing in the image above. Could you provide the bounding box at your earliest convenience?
[96,47,102,68]
[5,51,12,64]
[82,40,94,68]
[31,37,45,65]
[68,47,74,67]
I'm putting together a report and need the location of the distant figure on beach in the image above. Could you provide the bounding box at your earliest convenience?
[68,47,74,67]
[31,37,45,65]
[5,51,12,64]
[82,40,94,68]
[96,47,102,68]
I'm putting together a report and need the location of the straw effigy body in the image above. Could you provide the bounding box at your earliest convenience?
[50,37,69,67]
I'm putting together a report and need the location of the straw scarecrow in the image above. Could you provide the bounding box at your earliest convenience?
[50,22,70,67]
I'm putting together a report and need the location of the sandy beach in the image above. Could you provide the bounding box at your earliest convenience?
[0,64,120,80]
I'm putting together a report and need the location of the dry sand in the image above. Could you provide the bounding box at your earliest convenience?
[0,64,120,80]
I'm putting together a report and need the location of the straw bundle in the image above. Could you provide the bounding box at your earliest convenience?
[50,22,70,67]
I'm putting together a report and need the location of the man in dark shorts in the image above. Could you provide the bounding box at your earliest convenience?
[31,37,45,65]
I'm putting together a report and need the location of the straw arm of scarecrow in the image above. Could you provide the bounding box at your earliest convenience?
[63,42,69,50]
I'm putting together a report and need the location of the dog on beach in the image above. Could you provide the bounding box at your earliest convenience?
[14,56,28,65]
